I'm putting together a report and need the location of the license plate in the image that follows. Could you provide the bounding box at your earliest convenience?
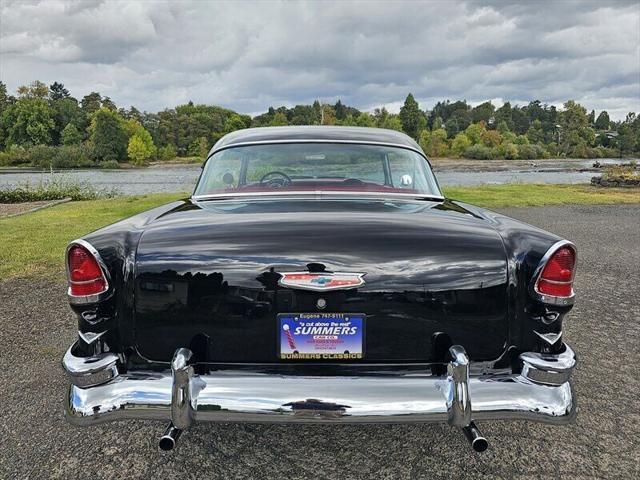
[278,313,364,360]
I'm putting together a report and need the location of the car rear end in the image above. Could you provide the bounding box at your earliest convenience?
[61,199,578,453]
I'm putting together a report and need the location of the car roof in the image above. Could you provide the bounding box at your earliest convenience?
[210,126,423,154]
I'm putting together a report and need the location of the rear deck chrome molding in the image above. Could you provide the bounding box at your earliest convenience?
[192,190,445,202]
[63,343,577,427]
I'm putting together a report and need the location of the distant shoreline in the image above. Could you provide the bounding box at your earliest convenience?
[2,157,637,175]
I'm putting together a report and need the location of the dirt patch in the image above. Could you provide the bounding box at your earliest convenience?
[0,198,71,218]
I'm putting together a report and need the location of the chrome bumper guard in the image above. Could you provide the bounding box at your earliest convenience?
[63,344,577,430]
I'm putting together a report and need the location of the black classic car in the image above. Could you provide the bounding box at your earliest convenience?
[62,126,577,452]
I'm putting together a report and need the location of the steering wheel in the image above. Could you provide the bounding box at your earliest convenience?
[259,171,292,188]
[342,178,365,186]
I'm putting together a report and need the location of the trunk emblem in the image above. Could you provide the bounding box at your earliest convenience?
[279,272,365,291]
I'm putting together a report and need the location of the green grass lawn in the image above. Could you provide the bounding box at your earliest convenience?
[445,184,640,207]
[1,184,638,280]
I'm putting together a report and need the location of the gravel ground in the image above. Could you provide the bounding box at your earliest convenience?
[0,204,638,479]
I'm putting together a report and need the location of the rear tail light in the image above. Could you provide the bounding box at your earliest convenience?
[534,243,576,300]
[67,243,108,298]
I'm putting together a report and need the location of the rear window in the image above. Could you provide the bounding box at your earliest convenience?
[194,143,440,197]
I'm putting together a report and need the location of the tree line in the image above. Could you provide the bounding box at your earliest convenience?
[0,80,638,169]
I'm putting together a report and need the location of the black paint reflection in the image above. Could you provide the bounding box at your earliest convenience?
[134,198,509,363]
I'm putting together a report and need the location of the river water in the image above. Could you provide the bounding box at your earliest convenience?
[0,158,634,195]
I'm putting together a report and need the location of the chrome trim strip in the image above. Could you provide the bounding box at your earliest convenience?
[534,330,563,346]
[209,139,426,157]
[530,239,577,306]
[78,330,107,345]
[192,191,445,202]
[65,239,112,305]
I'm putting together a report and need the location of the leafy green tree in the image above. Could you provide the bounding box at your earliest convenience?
[0,82,10,147]
[419,128,448,157]
[399,93,426,140]
[373,107,403,131]
[451,133,472,156]
[379,115,403,131]
[61,123,82,145]
[494,102,514,132]
[464,123,485,144]
[269,112,288,126]
[496,120,510,134]
[49,82,70,100]
[17,80,49,100]
[444,118,459,138]
[158,144,177,160]
[526,119,544,144]
[355,112,376,127]
[559,100,595,156]
[511,108,530,134]
[81,92,102,114]
[89,108,128,161]
[334,100,346,120]
[128,128,156,165]
[1,84,55,146]
[0,81,9,112]
[123,106,144,123]
[471,101,495,124]
[187,136,209,157]
[224,113,249,133]
[595,111,610,130]
[102,96,117,111]
[481,129,502,147]
[51,97,84,145]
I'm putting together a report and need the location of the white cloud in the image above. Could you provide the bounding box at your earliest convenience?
[0,0,638,119]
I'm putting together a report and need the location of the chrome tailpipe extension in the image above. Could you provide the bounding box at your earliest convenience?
[462,421,488,452]
[159,348,200,451]
[159,423,182,451]
[447,345,489,453]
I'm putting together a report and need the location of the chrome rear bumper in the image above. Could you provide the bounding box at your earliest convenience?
[63,344,577,426]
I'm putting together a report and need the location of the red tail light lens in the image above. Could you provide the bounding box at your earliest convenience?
[536,246,576,297]
[67,245,108,297]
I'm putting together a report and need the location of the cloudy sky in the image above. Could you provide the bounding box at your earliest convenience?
[1,0,639,119]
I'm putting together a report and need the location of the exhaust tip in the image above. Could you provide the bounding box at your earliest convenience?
[462,421,488,453]
[159,436,175,451]
[159,423,182,451]
[471,436,488,453]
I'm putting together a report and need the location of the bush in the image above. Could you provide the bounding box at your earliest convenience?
[28,144,95,169]
[517,144,548,160]
[0,175,120,203]
[589,146,618,158]
[158,144,178,161]
[463,144,494,160]
[99,160,120,169]
[450,133,472,157]
[0,145,30,166]
[492,143,519,159]
[27,145,58,168]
